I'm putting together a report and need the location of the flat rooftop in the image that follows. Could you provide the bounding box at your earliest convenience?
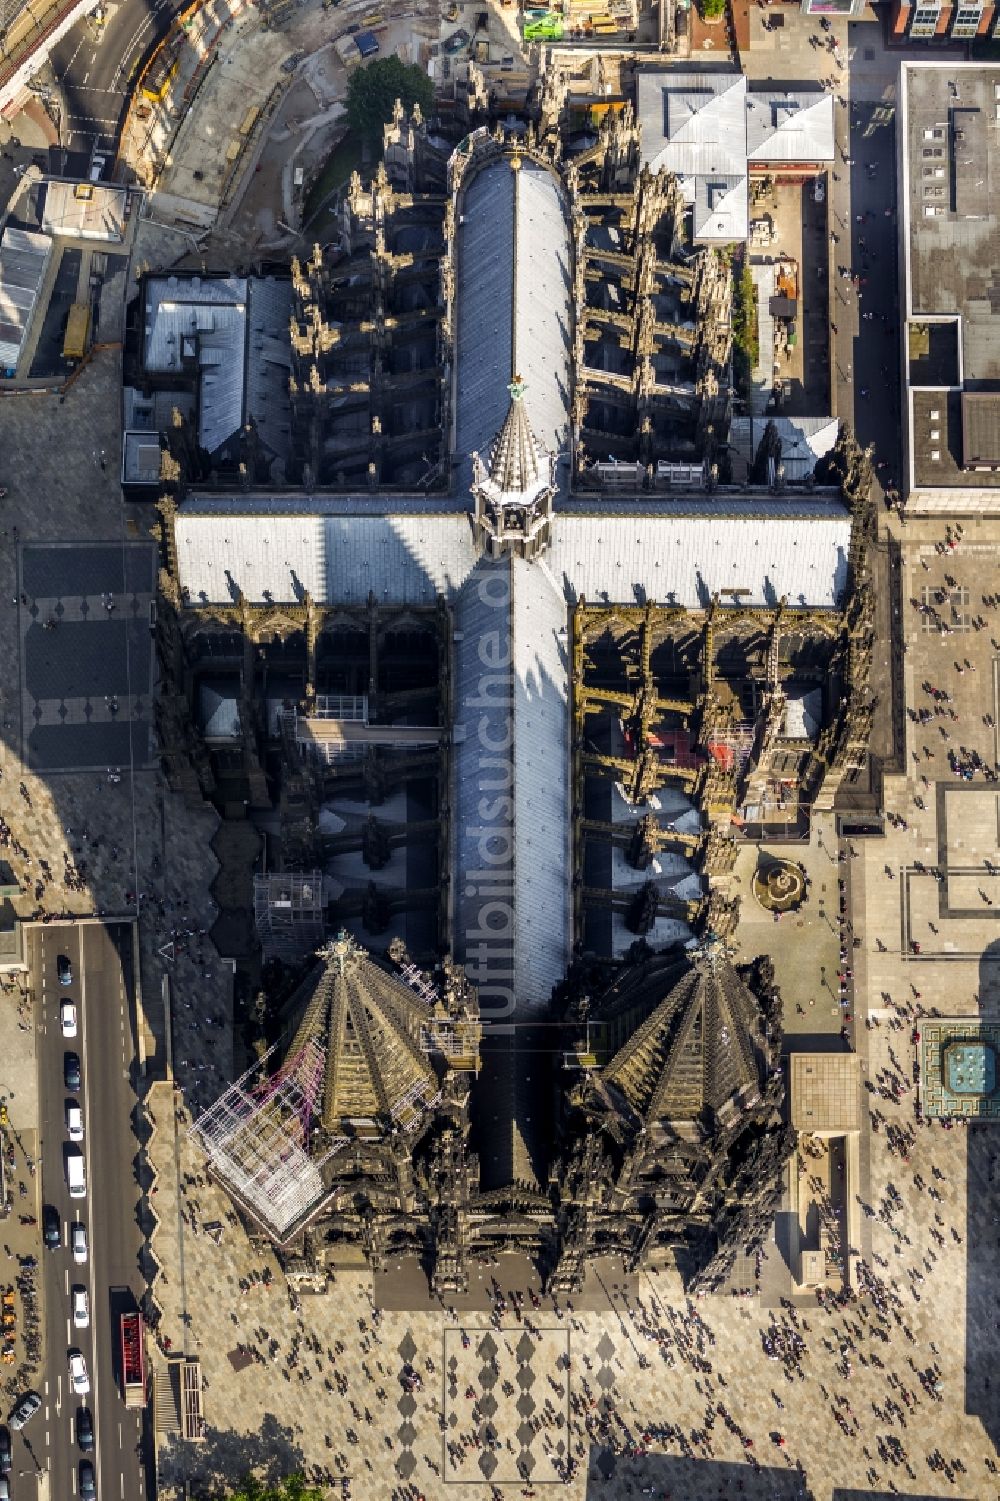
[902,64,1000,498]
[903,64,1000,384]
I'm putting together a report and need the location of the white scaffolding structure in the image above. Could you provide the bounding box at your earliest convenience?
[400,962,438,1005]
[704,720,755,775]
[189,1040,345,1242]
[253,870,326,959]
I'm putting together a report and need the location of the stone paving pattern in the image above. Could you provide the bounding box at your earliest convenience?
[18,541,156,772]
[0,352,229,1069]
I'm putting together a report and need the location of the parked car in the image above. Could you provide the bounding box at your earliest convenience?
[43,1203,61,1249]
[68,1350,90,1396]
[66,1146,86,1199]
[76,1405,94,1451]
[71,1222,88,1264]
[79,1458,96,1498]
[9,1390,41,1430]
[0,1425,10,1474]
[60,1000,77,1037]
[66,1100,83,1141]
[64,1050,81,1091]
[72,1286,90,1329]
[57,954,73,986]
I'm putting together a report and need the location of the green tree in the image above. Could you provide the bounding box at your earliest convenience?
[226,1477,326,1501]
[701,0,727,18]
[731,256,759,405]
[345,56,434,144]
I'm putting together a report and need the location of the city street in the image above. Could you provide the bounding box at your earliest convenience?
[49,0,184,153]
[11,923,148,1501]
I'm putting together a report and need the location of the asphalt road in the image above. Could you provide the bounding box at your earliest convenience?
[48,0,182,153]
[0,0,183,218]
[12,923,148,1501]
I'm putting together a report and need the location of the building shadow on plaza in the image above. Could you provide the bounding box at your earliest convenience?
[155,1411,309,1497]
[584,1453,967,1499]
[965,939,1000,1453]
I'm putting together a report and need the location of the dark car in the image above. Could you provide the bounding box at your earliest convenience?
[42,1203,61,1250]
[79,1459,96,1498]
[442,25,469,51]
[64,1050,81,1091]
[76,1405,94,1451]
[9,1390,41,1430]
[57,953,73,986]
[0,1425,10,1474]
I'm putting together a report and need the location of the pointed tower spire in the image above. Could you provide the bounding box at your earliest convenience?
[471,376,556,561]
[487,375,544,494]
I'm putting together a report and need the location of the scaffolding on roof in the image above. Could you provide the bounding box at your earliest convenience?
[188,1039,346,1242]
[390,1077,442,1130]
[704,721,755,774]
[254,870,326,959]
[419,1015,483,1074]
[400,962,439,1005]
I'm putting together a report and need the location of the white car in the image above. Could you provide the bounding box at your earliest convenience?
[71,1223,88,1265]
[60,1001,77,1038]
[72,1286,89,1330]
[66,1102,83,1142]
[68,1350,90,1396]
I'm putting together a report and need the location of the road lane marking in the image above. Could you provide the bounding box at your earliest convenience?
[79,927,103,1501]
[64,1269,69,1293]
[66,1316,70,1343]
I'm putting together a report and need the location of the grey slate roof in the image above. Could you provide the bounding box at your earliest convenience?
[637,71,748,178]
[729,416,839,483]
[144,275,291,461]
[547,511,850,609]
[176,499,851,609]
[452,554,570,1185]
[245,279,293,461]
[745,90,835,164]
[511,555,570,1012]
[175,512,480,605]
[455,159,570,495]
[145,275,247,456]
[692,174,748,242]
